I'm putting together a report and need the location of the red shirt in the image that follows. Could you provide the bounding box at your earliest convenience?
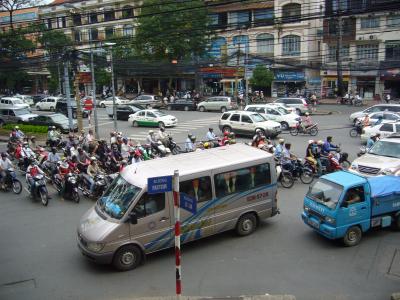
[84,98,93,111]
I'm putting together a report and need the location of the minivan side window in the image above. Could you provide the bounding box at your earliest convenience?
[180,176,212,203]
[133,193,165,218]
[221,113,230,120]
[214,164,271,198]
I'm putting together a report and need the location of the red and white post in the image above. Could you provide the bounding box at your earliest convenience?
[173,170,182,297]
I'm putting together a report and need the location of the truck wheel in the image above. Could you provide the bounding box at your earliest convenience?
[236,213,257,236]
[343,226,362,247]
[112,245,143,271]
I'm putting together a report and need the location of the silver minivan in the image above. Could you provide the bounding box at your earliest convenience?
[197,96,238,112]
[0,108,38,126]
[77,144,278,271]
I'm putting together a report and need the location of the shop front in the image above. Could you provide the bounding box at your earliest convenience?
[320,70,350,98]
[200,67,242,96]
[380,68,400,98]
[272,70,305,97]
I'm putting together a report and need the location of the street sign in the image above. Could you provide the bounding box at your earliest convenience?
[147,176,173,194]
[180,193,197,214]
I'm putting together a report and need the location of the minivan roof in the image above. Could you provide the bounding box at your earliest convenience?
[121,144,273,188]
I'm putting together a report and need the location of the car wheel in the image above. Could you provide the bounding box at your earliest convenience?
[222,126,231,133]
[36,106,40,110]
[280,122,289,130]
[236,213,257,236]
[133,121,139,127]
[280,173,294,188]
[309,127,318,136]
[50,107,54,112]
[343,226,362,247]
[112,245,143,271]
[221,107,227,113]
[184,106,189,111]
[167,105,172,111]
[158,121,165,128]
[296,108,301,115]
[101,103,106,108]
[199,106,205,112]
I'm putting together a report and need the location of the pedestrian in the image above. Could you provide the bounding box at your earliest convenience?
[311,93,317,112]
[385,94,391,104]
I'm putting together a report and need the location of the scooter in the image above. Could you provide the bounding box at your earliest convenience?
[79,173,112,200]
[0,168,22,194]
[27,174,49,206]
[54,172,80,203]
[290,122,318,136]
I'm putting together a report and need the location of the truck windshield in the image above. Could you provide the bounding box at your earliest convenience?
[307,179,343,209]
[97,176,141,220]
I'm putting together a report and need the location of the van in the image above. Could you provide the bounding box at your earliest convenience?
[244,104,300,130]
[77,144,278,271]
[349,104,400,124]
[0,97,30,110]
[273,98,309,115]
[197,96,238,113]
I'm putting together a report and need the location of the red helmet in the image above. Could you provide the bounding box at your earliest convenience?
[224,131,229,136]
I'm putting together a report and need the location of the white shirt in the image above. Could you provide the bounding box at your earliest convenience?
[0,158,13,170]
[21,147,35,158]
[86,134,94,143]
[206,131,216,141]
[121,143,130,158]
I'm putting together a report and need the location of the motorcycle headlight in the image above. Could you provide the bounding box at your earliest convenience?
[325,216,336,225]
[69,178,77,184]
[350,163,358,170]
[35,181,41,186]
[86,242,105,252]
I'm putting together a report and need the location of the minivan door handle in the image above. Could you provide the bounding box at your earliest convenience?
[159,217,169,222]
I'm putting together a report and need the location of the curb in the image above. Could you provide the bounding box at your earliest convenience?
[310,111,334,116]
[118,296,296,300]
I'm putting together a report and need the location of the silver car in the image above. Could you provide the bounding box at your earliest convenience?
[197,96,238,113]
[273,97,309,115]
[0,108,38,126]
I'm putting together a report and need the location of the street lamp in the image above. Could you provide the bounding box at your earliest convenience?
[104,42,117,132]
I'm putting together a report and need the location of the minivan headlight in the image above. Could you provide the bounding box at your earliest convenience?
[325,216,336,225]
[86,242,105,252]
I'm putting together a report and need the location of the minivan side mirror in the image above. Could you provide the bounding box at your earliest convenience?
[341,201,348,208]
[128,212,138,224]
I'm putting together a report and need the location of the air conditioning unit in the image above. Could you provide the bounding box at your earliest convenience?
[369,35,376,40]
[358,37,364,41]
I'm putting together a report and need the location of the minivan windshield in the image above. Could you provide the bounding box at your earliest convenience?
[369,140,400,158]
[97,176,142,219]
[307,179,343,209]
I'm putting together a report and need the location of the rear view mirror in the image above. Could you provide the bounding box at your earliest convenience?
[128,212,137,224]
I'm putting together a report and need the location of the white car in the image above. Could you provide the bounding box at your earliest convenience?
[356,111,400,125]
[36,97,60,111]
[99,96,130,108]
[244,104,300,130]
[0,97,30,110]
[128,109,178,128]
[360,121,400,143]
[349,104,400,124]
[14,94,34,106]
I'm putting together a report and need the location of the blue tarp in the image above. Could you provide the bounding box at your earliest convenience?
[368,176,400,198]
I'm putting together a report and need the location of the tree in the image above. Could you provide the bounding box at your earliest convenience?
[0,0,34,30]
[133,0,211,62]
[249,65,274,94]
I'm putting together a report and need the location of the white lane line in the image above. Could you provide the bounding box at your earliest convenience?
[84,121,114,129]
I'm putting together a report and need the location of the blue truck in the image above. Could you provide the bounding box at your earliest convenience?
[302,171,400,246]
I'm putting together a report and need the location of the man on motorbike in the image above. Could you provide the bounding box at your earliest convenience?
[146,130,159,152]
[301,112,313,131]
[45,147,61,175]
[322,136,339,156]
[157,126,169,147]
[21,142,36,170]
[96,139,109,163]
[121,137,130,160]
[280,143,296,173]
[67,155,80,173]
[0,152,13,189]
[29,136,37,151]
[274,138,285,159]
[26,161,46,197]
[76,147,89,172]
[47,126,61,148]
[251,129,263,147]
[185,134,196,152]
[14,126,25,139]
[86,157,102,195]
[206,128,219,148]
[362,114,370,127]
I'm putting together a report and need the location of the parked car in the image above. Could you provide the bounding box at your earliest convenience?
[356,111,400,125]
[128,109,178,128]
[244,104,300,130]
[27,113,78,133]
[166,98,197,111]
[14,94,34,106]
[350,134,400,176]
[55,99,89,119]
[273,98,309,115]
[106,104,145,121]
[35,96,61,111]
[129,94,163,108]
[197,96,238,113]
[0,108,37,126]
[98,96,130,108]
[32,94,46,104]
[360,121,400,143]
[0,97,30,110]
[268,102,296,113]
[219,111,281,138]
[349,104,400,124]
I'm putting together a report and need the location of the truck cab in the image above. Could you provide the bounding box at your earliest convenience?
[302,171,400,246]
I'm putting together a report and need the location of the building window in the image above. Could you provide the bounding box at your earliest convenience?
[282,3,301,23]
[104,10,115,22]
[385,41,400,60]
[360,17,380,29]
[89,12,98,24]
[356,44,379,60]
[123,24,134,36]
[88,28,98,41]
[332,0,348,12]
[46,19,52,29]
[209,12,227,29]
[209,37,227,58]
[72,14,81,26]
[232,35,249,53]
[229,10,251,27]
[57,16,66,28]
[387,14,400,27]
[327,45,350,62]
[282,35,300,56]
[74,30,81,42]
[105,27,114,39]
[253,9,274,26]
[122,6,134,19]
[256,33,274,55]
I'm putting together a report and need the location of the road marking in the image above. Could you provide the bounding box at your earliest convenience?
[83,121,114,129]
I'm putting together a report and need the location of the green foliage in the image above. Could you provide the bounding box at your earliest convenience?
[95,67,111,89]
[249,65,274,90]
[133,0,211,61]
[4,124,49,133]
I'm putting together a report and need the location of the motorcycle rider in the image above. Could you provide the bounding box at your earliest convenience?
[252,129,264,147]
[29,136,37,150]
[322,136,339,155]
[47,126,61,148]
[86,157,102,195]
[26,161,46,197]
[14,126,25,139]
[274,138,285,159]
[121,138,130,160]
[157,126,169,147]
[45,147,61,175]
[21,142,36,170]
[185,134,196,152]
[146,130,159,152]
[362,114,370,127]
[366,133,379,150]
[76,147,89,172]
[301,112,313,131]
[0,152,13,189]
[205,128,219,147]
[281,143,296,173]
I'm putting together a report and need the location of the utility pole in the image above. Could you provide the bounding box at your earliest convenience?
[107,45,117,132]
[63,61,74,131]
[57,61,62,95]
[235,41,240,100]
[245,46,249,106]
[90,48,100,139]
[71,50,83,131]
[336,2,344,98]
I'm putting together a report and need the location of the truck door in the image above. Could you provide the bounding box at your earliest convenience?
[337,185,370,235]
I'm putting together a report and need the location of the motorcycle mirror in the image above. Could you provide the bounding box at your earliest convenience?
[128,212,137,224]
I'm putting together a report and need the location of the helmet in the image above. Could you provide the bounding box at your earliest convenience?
[190,135,196,142]
[278,138,285,144]
[256,129,262,134]
[317,140,324,145]
[90,156,97,162]
[204,142,210,149]
[308,140,314,145]
[305,112,309,116]
[1,152,7,158]
[30,136,36,140]
[149,130,154,135]
[188,133,193,139]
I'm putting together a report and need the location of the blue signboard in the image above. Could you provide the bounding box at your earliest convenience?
[147,176,173,194]
[180,193,197,214]
[275,71,305,81]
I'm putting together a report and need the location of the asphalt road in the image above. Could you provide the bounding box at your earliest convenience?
[0,104,399,300]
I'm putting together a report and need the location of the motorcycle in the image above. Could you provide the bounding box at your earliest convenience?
[0,168,22,194]
[352,97,363,107]
[27,174,49,206]
[349,120,363,137]
[167,136,182,155]
[280,158,314,188]
[54,172,80,203]
[46,138,66,150]
[79,173,112,200]
[290,122,318,136]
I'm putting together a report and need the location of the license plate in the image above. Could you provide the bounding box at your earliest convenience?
[308,219,319,229]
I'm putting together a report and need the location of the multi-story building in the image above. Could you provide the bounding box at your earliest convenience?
[321,0,400,99]
[204,0,324,97]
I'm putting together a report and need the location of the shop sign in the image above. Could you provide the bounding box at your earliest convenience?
[200,67,237,78]
[308,77,321,85]
[275,71,305,81]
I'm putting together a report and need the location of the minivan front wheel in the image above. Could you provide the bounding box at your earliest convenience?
[236,213,257,236]
[221,106,227,113]
[113,245,143,271]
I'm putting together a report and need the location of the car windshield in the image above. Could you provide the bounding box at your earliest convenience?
[250,113,266,122]
[275,106,289,114]
[153,110,166,117]
[307,179,343,209]
[97,176,142,220]
[14,109,31,115]
[51,114,68,122]
[369,140,400,158]
[13,99,24,104]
